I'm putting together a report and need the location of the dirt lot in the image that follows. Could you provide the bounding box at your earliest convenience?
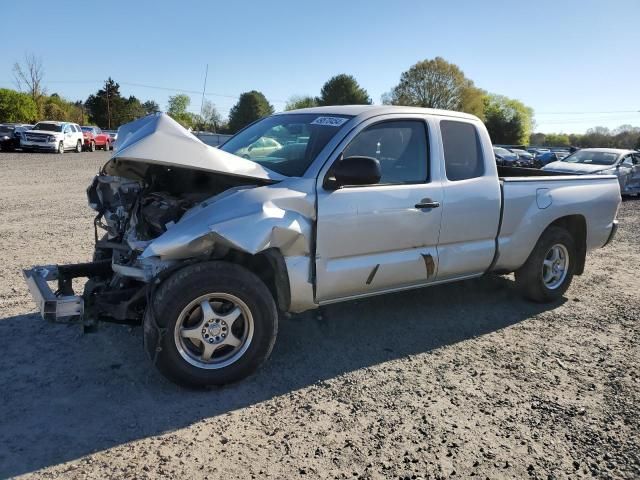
[0,150,638,479]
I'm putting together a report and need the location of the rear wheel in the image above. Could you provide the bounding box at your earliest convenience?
[75,140,82,153]
[515,226,575,303]
[89,141,95,152]
[143,261,278,388]
[104,141,110,151]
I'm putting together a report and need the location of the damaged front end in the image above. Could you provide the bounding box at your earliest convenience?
[23,113,317,326]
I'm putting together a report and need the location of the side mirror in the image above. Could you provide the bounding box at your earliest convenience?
[325,155,381,190]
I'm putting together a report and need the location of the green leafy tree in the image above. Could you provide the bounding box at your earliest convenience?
[483,94,534,144]
[42,93,84,123]
[167,94,193,127]
[228,90,274,133]
[316,74,371,106]
[0,88,38,122]
[544,133,571,147]
[285,95,317,110]
[383,57,485,118]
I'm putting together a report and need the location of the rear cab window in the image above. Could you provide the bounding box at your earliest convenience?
[440,120,484,181]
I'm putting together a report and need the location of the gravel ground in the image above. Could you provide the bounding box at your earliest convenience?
[0,151,638,480]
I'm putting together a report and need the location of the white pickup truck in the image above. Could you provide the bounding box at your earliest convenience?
[23,107,621,387]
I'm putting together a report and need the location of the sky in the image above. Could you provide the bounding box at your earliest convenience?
[1,0,639,133]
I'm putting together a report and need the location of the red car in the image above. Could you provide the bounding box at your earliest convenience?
[81,126,111,152]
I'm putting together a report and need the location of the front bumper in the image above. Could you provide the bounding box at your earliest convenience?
[23,266,84,321]
[23,260,112,322]
[21,140,58,151]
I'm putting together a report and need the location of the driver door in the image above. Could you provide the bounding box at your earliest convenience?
[315,119,443,302]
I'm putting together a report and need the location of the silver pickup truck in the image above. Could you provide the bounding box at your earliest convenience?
[24,107,621,387]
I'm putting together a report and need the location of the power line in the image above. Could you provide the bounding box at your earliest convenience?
[0,79,289,104]
[536,110,640,115]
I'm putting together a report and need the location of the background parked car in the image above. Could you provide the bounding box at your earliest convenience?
[493,146,520,166]
[0,124,32,151]
[234,136,282,159]
[534,151,563,167]
[509,148,536,167]
[21,121,84,153]
[81,126,111,152]
[542,148,640,196]
[103,130,117,151]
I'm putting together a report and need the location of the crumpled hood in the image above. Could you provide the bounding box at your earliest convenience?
[112,113,285,181]
[542,161,613,174]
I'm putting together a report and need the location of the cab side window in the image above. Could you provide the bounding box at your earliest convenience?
[441,120,484,181]
[621,155,633,166]
[64,125,71,134]
[342,120,428,184]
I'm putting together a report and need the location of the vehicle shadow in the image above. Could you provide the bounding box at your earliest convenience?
[0,275,564,477]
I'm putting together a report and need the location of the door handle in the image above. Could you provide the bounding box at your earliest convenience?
[415,199,440,209]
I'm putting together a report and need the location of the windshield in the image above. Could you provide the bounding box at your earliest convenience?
[562,150,620,166]
[0,126,14,134]
[220,113,353,176]
[33,123,63,132]
[493,147,513,156]
[81,127,94,132]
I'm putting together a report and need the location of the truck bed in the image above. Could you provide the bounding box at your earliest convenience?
[492,169,620,274]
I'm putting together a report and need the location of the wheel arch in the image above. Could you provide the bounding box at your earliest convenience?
[210,247,291,312]
[545,214,587,275]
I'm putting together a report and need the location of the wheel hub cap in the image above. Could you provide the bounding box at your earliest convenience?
[542,244,569,290]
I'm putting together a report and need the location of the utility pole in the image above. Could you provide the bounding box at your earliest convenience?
[106,81,111,129]
[200,64,209,126]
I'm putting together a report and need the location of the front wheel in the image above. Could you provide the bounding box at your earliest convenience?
[89,141,95,152]
[515,226,575,303]
[143,261,278,388]
[58,141,64,154]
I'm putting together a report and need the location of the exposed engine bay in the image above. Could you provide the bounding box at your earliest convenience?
[82,160,266,323]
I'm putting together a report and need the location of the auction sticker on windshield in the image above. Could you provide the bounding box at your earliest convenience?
[311,117,349,127]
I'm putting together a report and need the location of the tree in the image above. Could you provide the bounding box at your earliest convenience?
[544,133,571,147]
[167,94,193,127]
[383,57,485,118]
[85,78,150,128]
[316,74,371,106]
[483,94,534,144]
[143,100,160,115]
[13,53,46,116]
[42,93,84,123]
[529,132,546,146]
[0,88,38,123]
[285,95,317,110]
[228,90,274,133]
[196,99,222,132]
[85,78,122,129]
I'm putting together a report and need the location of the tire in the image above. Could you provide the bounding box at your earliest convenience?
[89,141,95,152]
[103,141,110,151]
[75,140,82,153]
[143,261,278,388]
[58,141,64,154]
[515,226,576,303]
